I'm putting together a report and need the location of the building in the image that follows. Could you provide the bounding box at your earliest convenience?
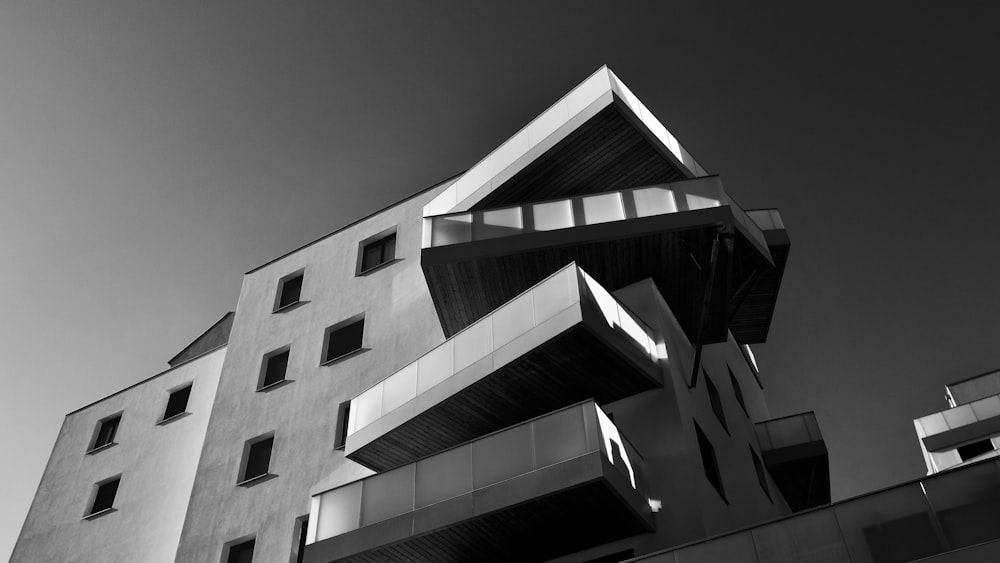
[14,66,837,562]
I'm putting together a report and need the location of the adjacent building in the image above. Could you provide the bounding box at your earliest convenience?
[16,66,841,562]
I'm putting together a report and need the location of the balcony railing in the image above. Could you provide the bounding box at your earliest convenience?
[915,393,1000,440]
[306,401,652,562]
[346,263,661,441]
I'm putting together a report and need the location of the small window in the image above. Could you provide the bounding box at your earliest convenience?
[334,401,351,450]
[162,384,192,421]
[705,374,728,433]
[292,515,309,563]
[322,317,364,364]
[239,435,274,484]
[90,414,122,452]
[359,232,396,274]
[957,439,994,461]
[750,445,771,501]
[729,365,748,417]
[87,475,121,516]
[274,271,304,312]
[695,423,726,501]
[225,538,256,563]
[258,348,290,390]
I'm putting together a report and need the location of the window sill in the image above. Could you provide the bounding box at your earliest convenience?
[321,348,367,366]
[237,473,277,488]
[256,379,294,393]
[157,412,192,426]
[82,508,116,520]
[86,442,118,455]
[273,300,309,314]
[356,258,402,277]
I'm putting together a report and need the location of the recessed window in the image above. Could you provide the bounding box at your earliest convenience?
[225,537,256,563]
[238,434,274,484]
[322,316,364,364]
[705,374,728,433]
[750,445,771,501]
[696,423,726,501]
[957,439,995,462]
[89,414,122,452]
[334,401,351,450]
[729,365,748,417]
[258,348,290,390]
[359,232,396,274]
[87,476,121,517]
[274,271,304,312]
[293,515,309,563]
[162,384,192,421]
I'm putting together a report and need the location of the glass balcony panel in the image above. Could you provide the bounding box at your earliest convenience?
[922,459,1000,548]
[534,405,588,469]
[382,362,418,414]
[415,444,473,509]
[918,413,949,436]
[632,186,677,217]
[431,214,472,246]
[752,507,847,562]
[315,482,362,542]
[360,464,416,527]
[354,384,383,432]
[685,193,720,211]
[942,405,976,428]
[475,207,524,240]
[492,291,535,349]
[832,483,943,563]
[416,340,455,395]
[532,199,574,231]
[532,267,575,323]
[453,319,493,373]
[581,192,625,225]
[971,395,1000,420]
[764,416,810,450]
[472,422,533,488]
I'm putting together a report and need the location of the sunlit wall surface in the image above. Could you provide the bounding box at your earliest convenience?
[310,401,645,545]
[632,458,1000,563]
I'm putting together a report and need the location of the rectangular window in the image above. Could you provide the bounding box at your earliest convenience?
[334,401,351,450]
[695,422,726,501]
[87,475,121,516]
[729,365,748,417]
[258,348,290,390]
[322,316,364,364]
[162,384,192,421]
[89,414,122,452]
[705,374,728,433]
[274,271,304,312]
[359,232,396,274]
[750,445,771,501]
[957,439,994,461]
[293,515,309,563]
[225,538,255,563]
[239,435,274,484]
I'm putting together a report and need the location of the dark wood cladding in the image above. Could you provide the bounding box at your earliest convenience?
[472,103,690,210]
[729,229,789,344]
[323,481,648,563]
[348,325,658,472]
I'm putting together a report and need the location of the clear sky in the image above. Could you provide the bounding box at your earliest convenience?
[3,1,999,559]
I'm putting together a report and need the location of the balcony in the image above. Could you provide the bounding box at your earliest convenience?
[422,176,782,345]
[345,263,662,472]
[915,393,1000,472]
[755,412,830,512]
[306,401,653,563]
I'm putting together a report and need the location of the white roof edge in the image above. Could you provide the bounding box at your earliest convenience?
[424,66,708,218]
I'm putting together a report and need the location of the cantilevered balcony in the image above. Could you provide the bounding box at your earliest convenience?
[422,176,781,345]
[345,263,662,472]
[755,412,830,512]
[306,401,653,563]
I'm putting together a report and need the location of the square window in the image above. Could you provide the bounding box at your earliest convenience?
[729,365,749,417]
[322,317,364,364]
[225,538,255,563]
[358,232,396,274]
[162,384,192,421]
[239,435,274,484]
[705,373,728,433]
[87,475,121,516]
[274,271,304,312]
[258,348,290,390]
[90,414,122,452]
[695,422,726,501]
[750,445,771,501]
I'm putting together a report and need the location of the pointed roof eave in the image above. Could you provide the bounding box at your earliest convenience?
[423,66,708,218]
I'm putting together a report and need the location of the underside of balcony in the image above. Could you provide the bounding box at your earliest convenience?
[728,225,789,344]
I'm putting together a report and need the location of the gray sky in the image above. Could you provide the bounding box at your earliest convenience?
[3,1,999,559]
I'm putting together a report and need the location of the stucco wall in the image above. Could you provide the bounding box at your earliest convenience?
[11,347,226,563]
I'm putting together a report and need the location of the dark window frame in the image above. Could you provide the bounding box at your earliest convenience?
[88,413,123,453]
[728,364,749,418]
[238,433,275,486]
[161,383,193,423]
[750,444,772,501]
[85,474,121,518]
[334,401,351,450]
[257,346,291,391]
[356,228,398,275]
[695,422,727,502]
[321,315,365,365]
[223,536,256,563]
[273,269,305,313]
[705,373,729,434]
